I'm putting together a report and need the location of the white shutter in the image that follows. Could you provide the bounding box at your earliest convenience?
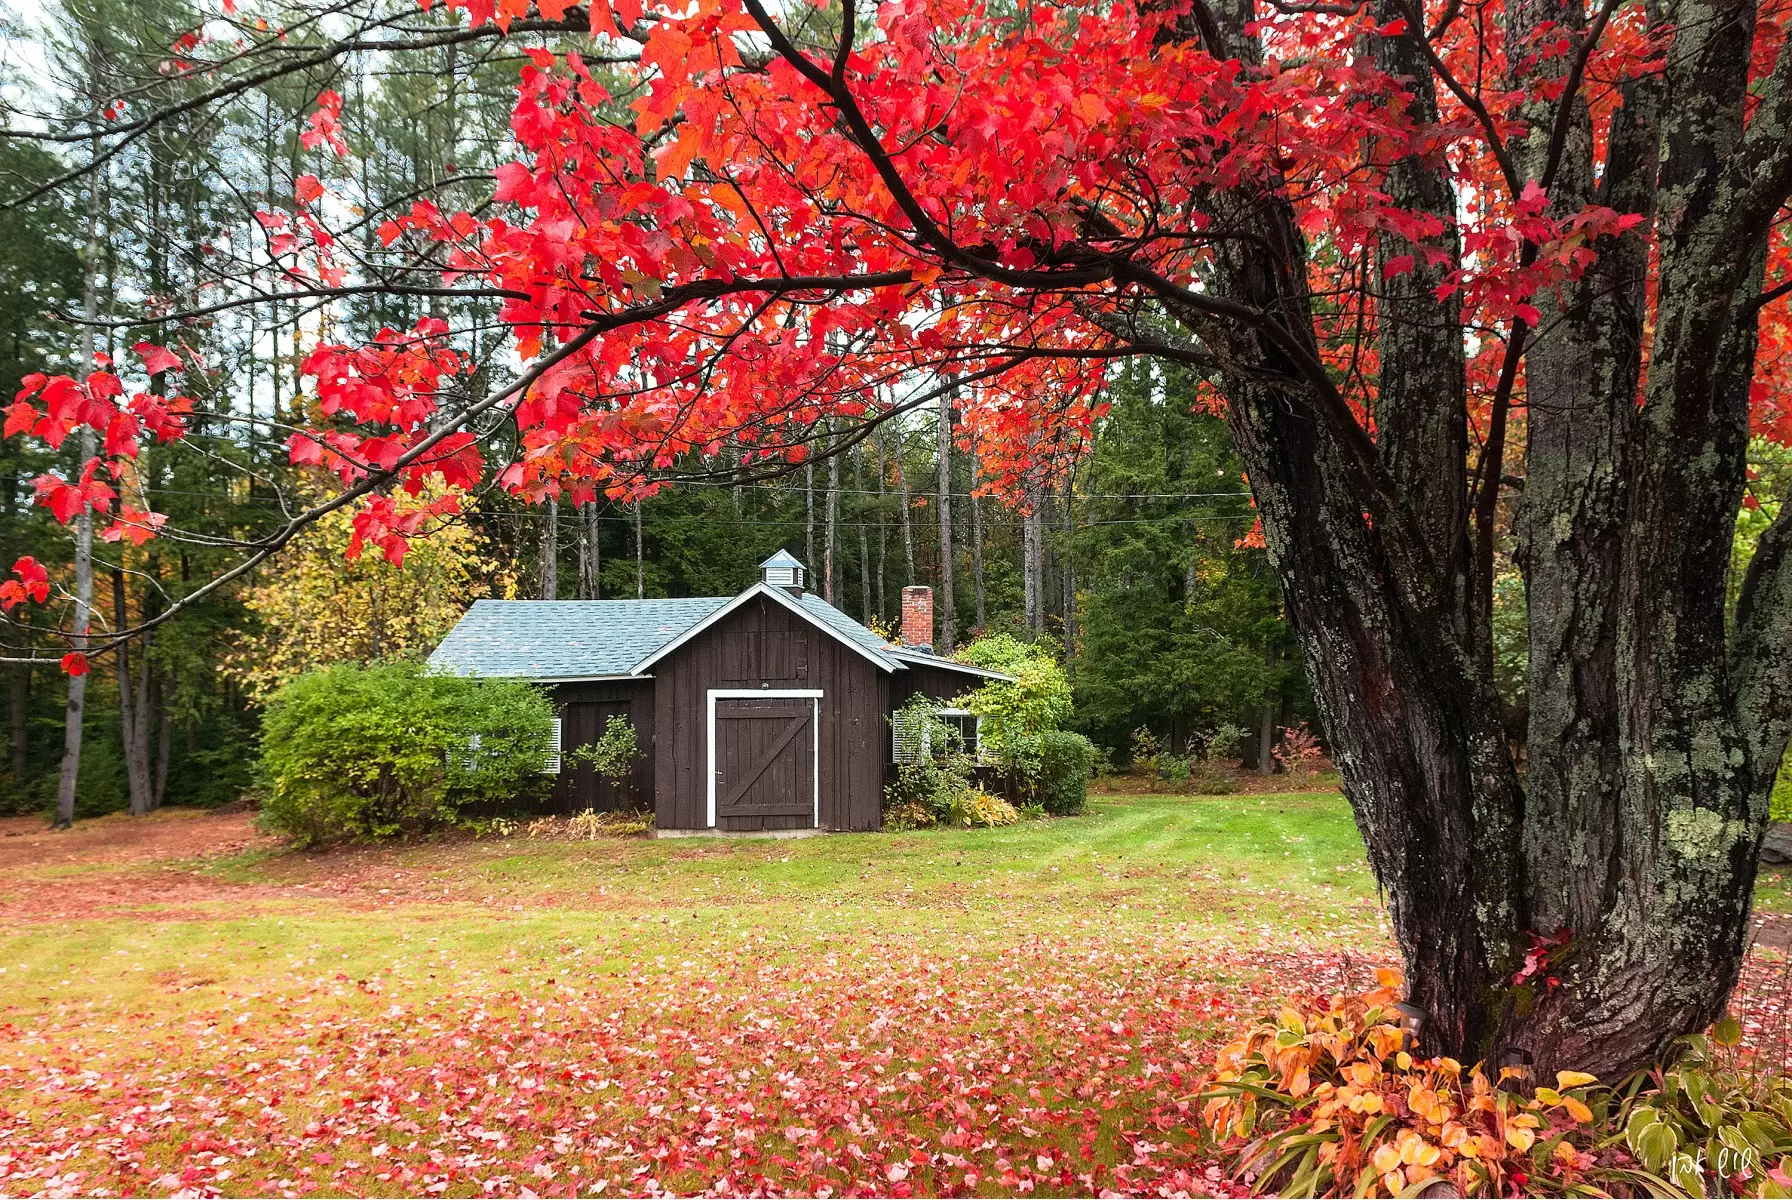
[543,717,562,774]
[892,710,926,764]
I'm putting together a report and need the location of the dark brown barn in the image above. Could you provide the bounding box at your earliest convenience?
[427,553,1006,833]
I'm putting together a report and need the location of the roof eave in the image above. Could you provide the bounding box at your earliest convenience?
[887,649,1014,681]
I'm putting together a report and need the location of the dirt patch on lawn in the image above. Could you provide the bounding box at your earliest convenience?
[0,807,301,923]
[0,807,646,922]
[0,805,277,870]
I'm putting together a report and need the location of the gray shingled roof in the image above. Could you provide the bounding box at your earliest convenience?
[798,593,903,660]
[429,589,1012,682]
[428,597,729,678]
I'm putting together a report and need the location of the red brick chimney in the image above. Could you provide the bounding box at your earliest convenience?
[900,585,934,652]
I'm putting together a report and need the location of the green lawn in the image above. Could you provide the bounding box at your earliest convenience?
[0,792,1388,1198]
[3,791,1386,1015]
[7,793,1787,1196]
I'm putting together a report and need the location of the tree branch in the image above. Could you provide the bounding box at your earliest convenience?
[1540,0,1623,192]
[1726,24,1792,245]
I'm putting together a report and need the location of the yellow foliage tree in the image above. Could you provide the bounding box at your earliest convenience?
[226,489,513,702]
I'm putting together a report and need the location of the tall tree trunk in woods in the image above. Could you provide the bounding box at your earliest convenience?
[112,569,153,817]
[856,449,872,621]
[896,429,916,585]
[1258,647,1278,776]
[8,659,27,782]
[824,441,839,603]
[805,459,816,572]
[153,699,170,810]
[1022,482,1043,639]
[970,458,986,632]
[55,110,103,831]
[577,501,601,599]
[936,394,956,653]
[539,496,559,599]
[1154,0,1792,1079]
[7,660,24,780]
[875,430,888,617]
[1060,474,1076,666]
[634,501,644,598]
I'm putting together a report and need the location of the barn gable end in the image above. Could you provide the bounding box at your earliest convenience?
[651,592,887,832]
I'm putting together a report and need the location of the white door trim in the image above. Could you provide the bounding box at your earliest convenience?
[707,688,823,829]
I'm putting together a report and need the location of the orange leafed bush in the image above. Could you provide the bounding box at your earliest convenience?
[1198,969,1617,1197]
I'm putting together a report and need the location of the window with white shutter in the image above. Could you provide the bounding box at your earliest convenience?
[543,717,562,774]
[892,707,982,763]
[892,708,929,764]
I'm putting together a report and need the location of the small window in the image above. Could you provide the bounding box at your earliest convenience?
[892,706,981,763]
[543,717,563,774]
[937,708,981,760]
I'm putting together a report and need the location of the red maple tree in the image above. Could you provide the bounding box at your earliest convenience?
[6,0,1792,1079]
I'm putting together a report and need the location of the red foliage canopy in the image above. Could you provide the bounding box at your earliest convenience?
[4,0,1790,661]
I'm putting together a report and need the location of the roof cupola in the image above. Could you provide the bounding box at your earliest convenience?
[760,549,807,596]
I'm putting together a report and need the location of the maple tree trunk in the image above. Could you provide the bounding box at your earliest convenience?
[896,432,916,584]
[1172,0,1792,1081]
[1256,648,1276,777]
[874,432,888,619]
[55,111,103,832]
[634,501,644,599]
[55,476,92,831]
[856,450,872,623]
[153,696,169,811]
[1059,475,1075,662]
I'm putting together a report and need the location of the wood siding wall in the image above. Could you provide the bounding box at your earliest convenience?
[895,663,984,708]
[652,594,888,831]
[546,680,656,814]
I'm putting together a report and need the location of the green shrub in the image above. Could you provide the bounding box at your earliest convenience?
[1013,729,1099,815]
[884,696,979,826]
[1130,727,1161,775]
[567,715,646,806]
[884,800,939,831]
[258,661,554,846]
[1200,722,1250,765]
[955,634,1073,761]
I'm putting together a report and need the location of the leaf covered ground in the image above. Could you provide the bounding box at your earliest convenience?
[7,797,1792,1198]
[0,794,1391,1198]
